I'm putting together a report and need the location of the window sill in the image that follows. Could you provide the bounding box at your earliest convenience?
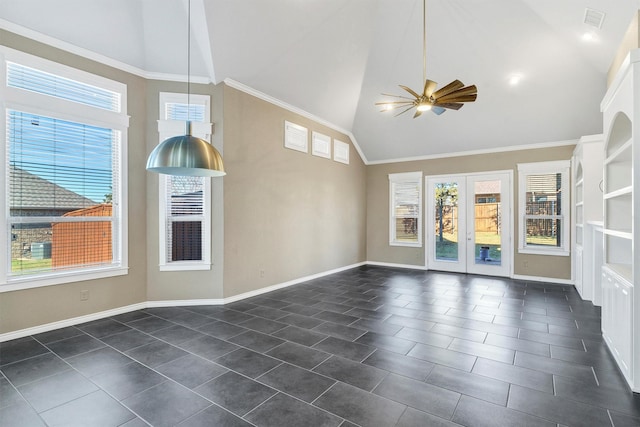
[1,266,129,293]
[159,263,212,272]
[518,248,570,257]
[389,241,422,248]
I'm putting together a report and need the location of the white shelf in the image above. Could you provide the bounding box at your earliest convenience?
[604,186,633,199]
[603,229,633,239]
[605,138,632,163]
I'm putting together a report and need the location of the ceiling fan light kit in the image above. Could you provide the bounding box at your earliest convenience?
[377,0,477,118]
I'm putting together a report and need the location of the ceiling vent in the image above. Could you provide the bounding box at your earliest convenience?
[584,8,605,29]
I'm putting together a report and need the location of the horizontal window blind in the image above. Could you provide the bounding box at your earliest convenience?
[166,176,204,262]
[389,173,422,246]
[393,182,421,217]
[7,62,121,112]
[165,103,206,122]
[7,109,118,275]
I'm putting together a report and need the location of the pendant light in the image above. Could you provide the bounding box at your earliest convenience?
[146,0,225,177]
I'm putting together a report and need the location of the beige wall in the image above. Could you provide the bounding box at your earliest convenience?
[366,145,575,280]
[0,30,148,333]
[608,11,639,87]
[222,86,367,297]
[145,81,225,301]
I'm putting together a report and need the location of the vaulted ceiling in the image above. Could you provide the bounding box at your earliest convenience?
[1,0,638,162]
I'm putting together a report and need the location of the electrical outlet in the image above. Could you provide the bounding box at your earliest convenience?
[523,261,528,269]
[80,290,89,301]
[259,269,265,278]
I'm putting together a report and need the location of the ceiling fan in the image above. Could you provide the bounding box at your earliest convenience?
[376,0,477,118]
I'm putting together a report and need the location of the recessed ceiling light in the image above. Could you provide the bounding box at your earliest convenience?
[508,74,522,86]
[582,31,597,42]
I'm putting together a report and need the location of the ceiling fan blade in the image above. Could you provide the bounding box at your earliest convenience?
[394,105,416,117]
[399,85,421,99]
[438,94,477,104]
[423,79,437,97]
[436,93,477,104]
[432,106,446,115]
[413,109,423,119]
[437,85,477,99]
[430,80,464,99]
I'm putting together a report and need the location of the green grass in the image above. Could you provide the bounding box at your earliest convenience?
[526,235,558,246]
[435,231,502,261]
[11,258,52,274]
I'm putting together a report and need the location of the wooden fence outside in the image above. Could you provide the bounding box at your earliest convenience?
[436,204,501,234]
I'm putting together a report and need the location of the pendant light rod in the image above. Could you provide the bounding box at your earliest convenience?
[422,0,426,84]
[187,0,191,122]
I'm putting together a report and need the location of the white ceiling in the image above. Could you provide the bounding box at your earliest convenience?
[1,0,639,162]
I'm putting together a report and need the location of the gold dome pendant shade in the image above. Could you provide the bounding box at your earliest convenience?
[376,0,477,118]
[146,0,225,177]
[146,121,225,177]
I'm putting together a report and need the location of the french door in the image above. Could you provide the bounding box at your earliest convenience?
[426,172,511,276]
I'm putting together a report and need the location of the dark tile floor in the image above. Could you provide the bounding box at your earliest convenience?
[2,266,640,426]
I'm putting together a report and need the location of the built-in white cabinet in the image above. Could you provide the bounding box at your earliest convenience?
[572,135,603,301]
[600,48,639,391]
[601,267,633,379]
[585,221,604,306]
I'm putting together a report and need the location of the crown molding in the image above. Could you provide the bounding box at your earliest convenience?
[366,139,579,165]
[0,19,210,84]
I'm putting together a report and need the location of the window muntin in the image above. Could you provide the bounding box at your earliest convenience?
[389,172,423,247]
[158,93,212,271]
[517,161,570,255]
[1,49,128,289]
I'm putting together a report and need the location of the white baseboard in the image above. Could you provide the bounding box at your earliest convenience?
[1,262,366,342]
[0,302,146,343]
[223,261,367,303]
[147,299,224,308]
[366,261,428,270]
[511,274,574,286]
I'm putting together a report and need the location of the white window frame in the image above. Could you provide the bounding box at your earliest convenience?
[517,160,570,256]
[0,47,129,292]
[157,92,212,271]
[389,171,423,247]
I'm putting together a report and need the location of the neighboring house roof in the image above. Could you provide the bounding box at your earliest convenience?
[9,166,95,210]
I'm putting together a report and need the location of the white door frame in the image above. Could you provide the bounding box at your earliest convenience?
[425,170,514,278]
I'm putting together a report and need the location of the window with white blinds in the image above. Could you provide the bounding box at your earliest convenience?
[517,161,570,256]
[1,49,128,289]
[389,172,423,247]
[158,93,212,271]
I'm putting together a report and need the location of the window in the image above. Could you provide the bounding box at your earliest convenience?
[1,49,128,290]
[517,160,570,256]
[389,172,423,247]
[158,93,212,271]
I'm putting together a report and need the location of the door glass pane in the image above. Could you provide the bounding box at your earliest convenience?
[474,180,501,265]
[434,182,459,261]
